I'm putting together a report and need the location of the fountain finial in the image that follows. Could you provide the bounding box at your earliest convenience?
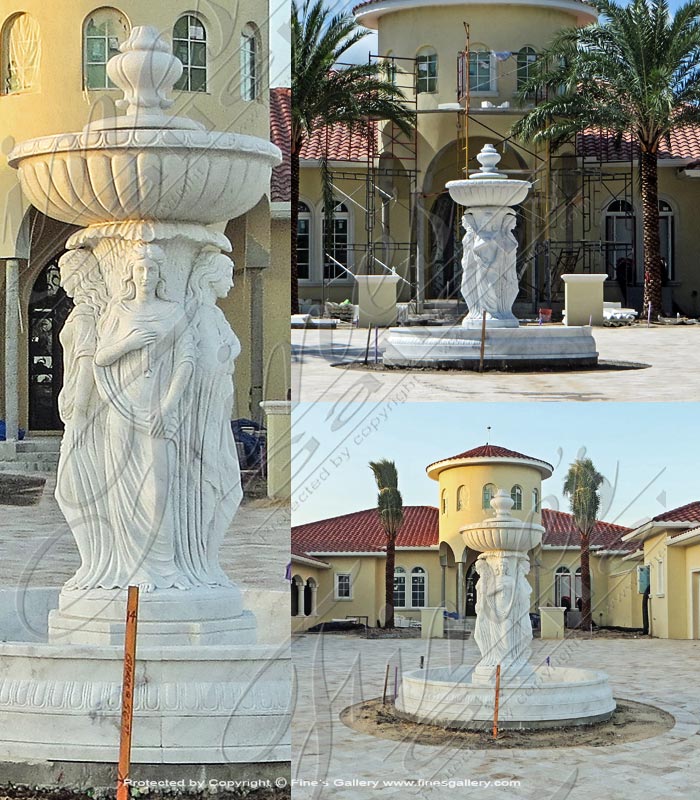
[470,143,507,180]
[490,489,515,517]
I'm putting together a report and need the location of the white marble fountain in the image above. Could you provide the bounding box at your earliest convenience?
[396,491,615,729]
[1,27,289,766]
[383,145,598,368]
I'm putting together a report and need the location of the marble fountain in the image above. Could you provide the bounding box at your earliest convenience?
[0,28,289,771]
[383,144,599,369]
[396,491,615,729]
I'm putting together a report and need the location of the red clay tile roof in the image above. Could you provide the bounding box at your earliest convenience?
[300,121,373,162]
[292,505,633,553]
[427,444,553,473]
[270,87,291,203]
[577,127,700,161]
[540,509,634,551]
[293,506,439,553]
[652,501,700,524]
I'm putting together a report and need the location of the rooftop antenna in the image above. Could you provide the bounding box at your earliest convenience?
[486,426,491,444]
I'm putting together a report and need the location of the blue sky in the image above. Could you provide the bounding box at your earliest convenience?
[270,0,291,87]
[291,402,698,529]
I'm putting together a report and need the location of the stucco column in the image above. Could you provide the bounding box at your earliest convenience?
[310,585,318,616]
[296,580,306,617]
[4,259,20,443]
[456,561,465,619]
[440,564,446,607]
[260,400,291,499]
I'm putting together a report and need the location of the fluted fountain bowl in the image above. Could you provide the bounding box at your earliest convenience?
[446,178,531,208]
[461,519,544,552]
[8,128,282,227]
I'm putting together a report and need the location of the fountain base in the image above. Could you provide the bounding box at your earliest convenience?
[0,639,290,763]
[383,325,598,369]
[396,665,615,730]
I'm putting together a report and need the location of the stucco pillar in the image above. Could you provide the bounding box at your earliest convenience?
[260,400,290,499]
[456,561,465,619]
[296,580,306,617]
[4,259,20,443]
[310,585,318,616]
[440,564,446,607]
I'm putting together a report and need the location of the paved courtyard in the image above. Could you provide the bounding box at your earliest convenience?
[291,632,700,799]
[292,324,700,402]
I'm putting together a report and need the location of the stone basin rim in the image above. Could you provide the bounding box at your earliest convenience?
[8,129,282,166]
[0,641,290,660]
[403,665,614,688]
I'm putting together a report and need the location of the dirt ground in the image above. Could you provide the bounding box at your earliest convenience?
[340,698,674,750]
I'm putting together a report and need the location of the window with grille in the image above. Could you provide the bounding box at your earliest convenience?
[173,14,207,92]
[335,573,351,599]
[469,49,493,92]
[394,567,406,607]
[241,23,260,100]
[411,567,426,607]
[83,8,129,89]
[323,201,350,280]
[416,49,437,93]
[297,202,312,280]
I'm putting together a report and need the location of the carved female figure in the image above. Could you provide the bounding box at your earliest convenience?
[55,249,109,589]
[185,252,242,585]
[93,243,195,591]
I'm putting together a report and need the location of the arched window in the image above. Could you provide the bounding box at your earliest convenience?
[469,45,495,93]
[173,14,207,92]
[416,47,437,93]
[240,22,261,100]
[297,201,312,280]
[2,13,40,94]
[517,47,537,92]
[604,199,635,283]
[482,483,496,509]
[574,566,588,606]
[394,566,406,607]
[322,200,351,280]
[658,199,674,280]
[456,485,465,511]
[510,485,523,510]
[441,488,447,514]
[532,487,540,512]
[555,566,571,607]
[411,567,427,607]
[83,8,130,90]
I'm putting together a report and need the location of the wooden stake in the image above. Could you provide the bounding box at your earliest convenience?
[382,663,390,705]
[479,310,487,372]
[117,586,140,800]
[363,324,373,364]
[492,664,501,739]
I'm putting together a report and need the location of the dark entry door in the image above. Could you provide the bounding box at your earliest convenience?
[28,256,72,431]
[465,561,479,617]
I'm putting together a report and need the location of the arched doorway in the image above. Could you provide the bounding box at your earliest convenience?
[28,253,71,430]
[465,561,479,617]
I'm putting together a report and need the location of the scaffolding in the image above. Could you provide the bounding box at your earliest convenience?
[316,37,636,312]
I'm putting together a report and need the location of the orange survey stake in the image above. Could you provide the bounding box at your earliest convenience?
[117,585,140,800]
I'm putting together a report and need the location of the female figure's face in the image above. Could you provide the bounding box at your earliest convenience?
[212,266,234,299]
[133,256,159,295]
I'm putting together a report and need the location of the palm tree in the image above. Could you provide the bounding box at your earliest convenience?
[562,457,604,631]
[291,0,415,313]
[369,459,404,628]
[512,0,700,317]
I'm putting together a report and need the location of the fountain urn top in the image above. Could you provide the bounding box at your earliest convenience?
[460,489,544,552]
[446,143,531,207]
[8,26,281,226]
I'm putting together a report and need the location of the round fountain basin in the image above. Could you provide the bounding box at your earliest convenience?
[382,325,598,369]
[8,128,281,226]
[461,522,543,553]
[396,665,616,730]
[446,178,531,207]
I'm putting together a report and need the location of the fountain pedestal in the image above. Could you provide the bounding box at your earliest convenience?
[383,145,598,369]
[0,27,289,769]
[395,491,615,729]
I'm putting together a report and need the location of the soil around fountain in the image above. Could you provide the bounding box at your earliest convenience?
[332,359,650,373]
[340,698,674,749]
